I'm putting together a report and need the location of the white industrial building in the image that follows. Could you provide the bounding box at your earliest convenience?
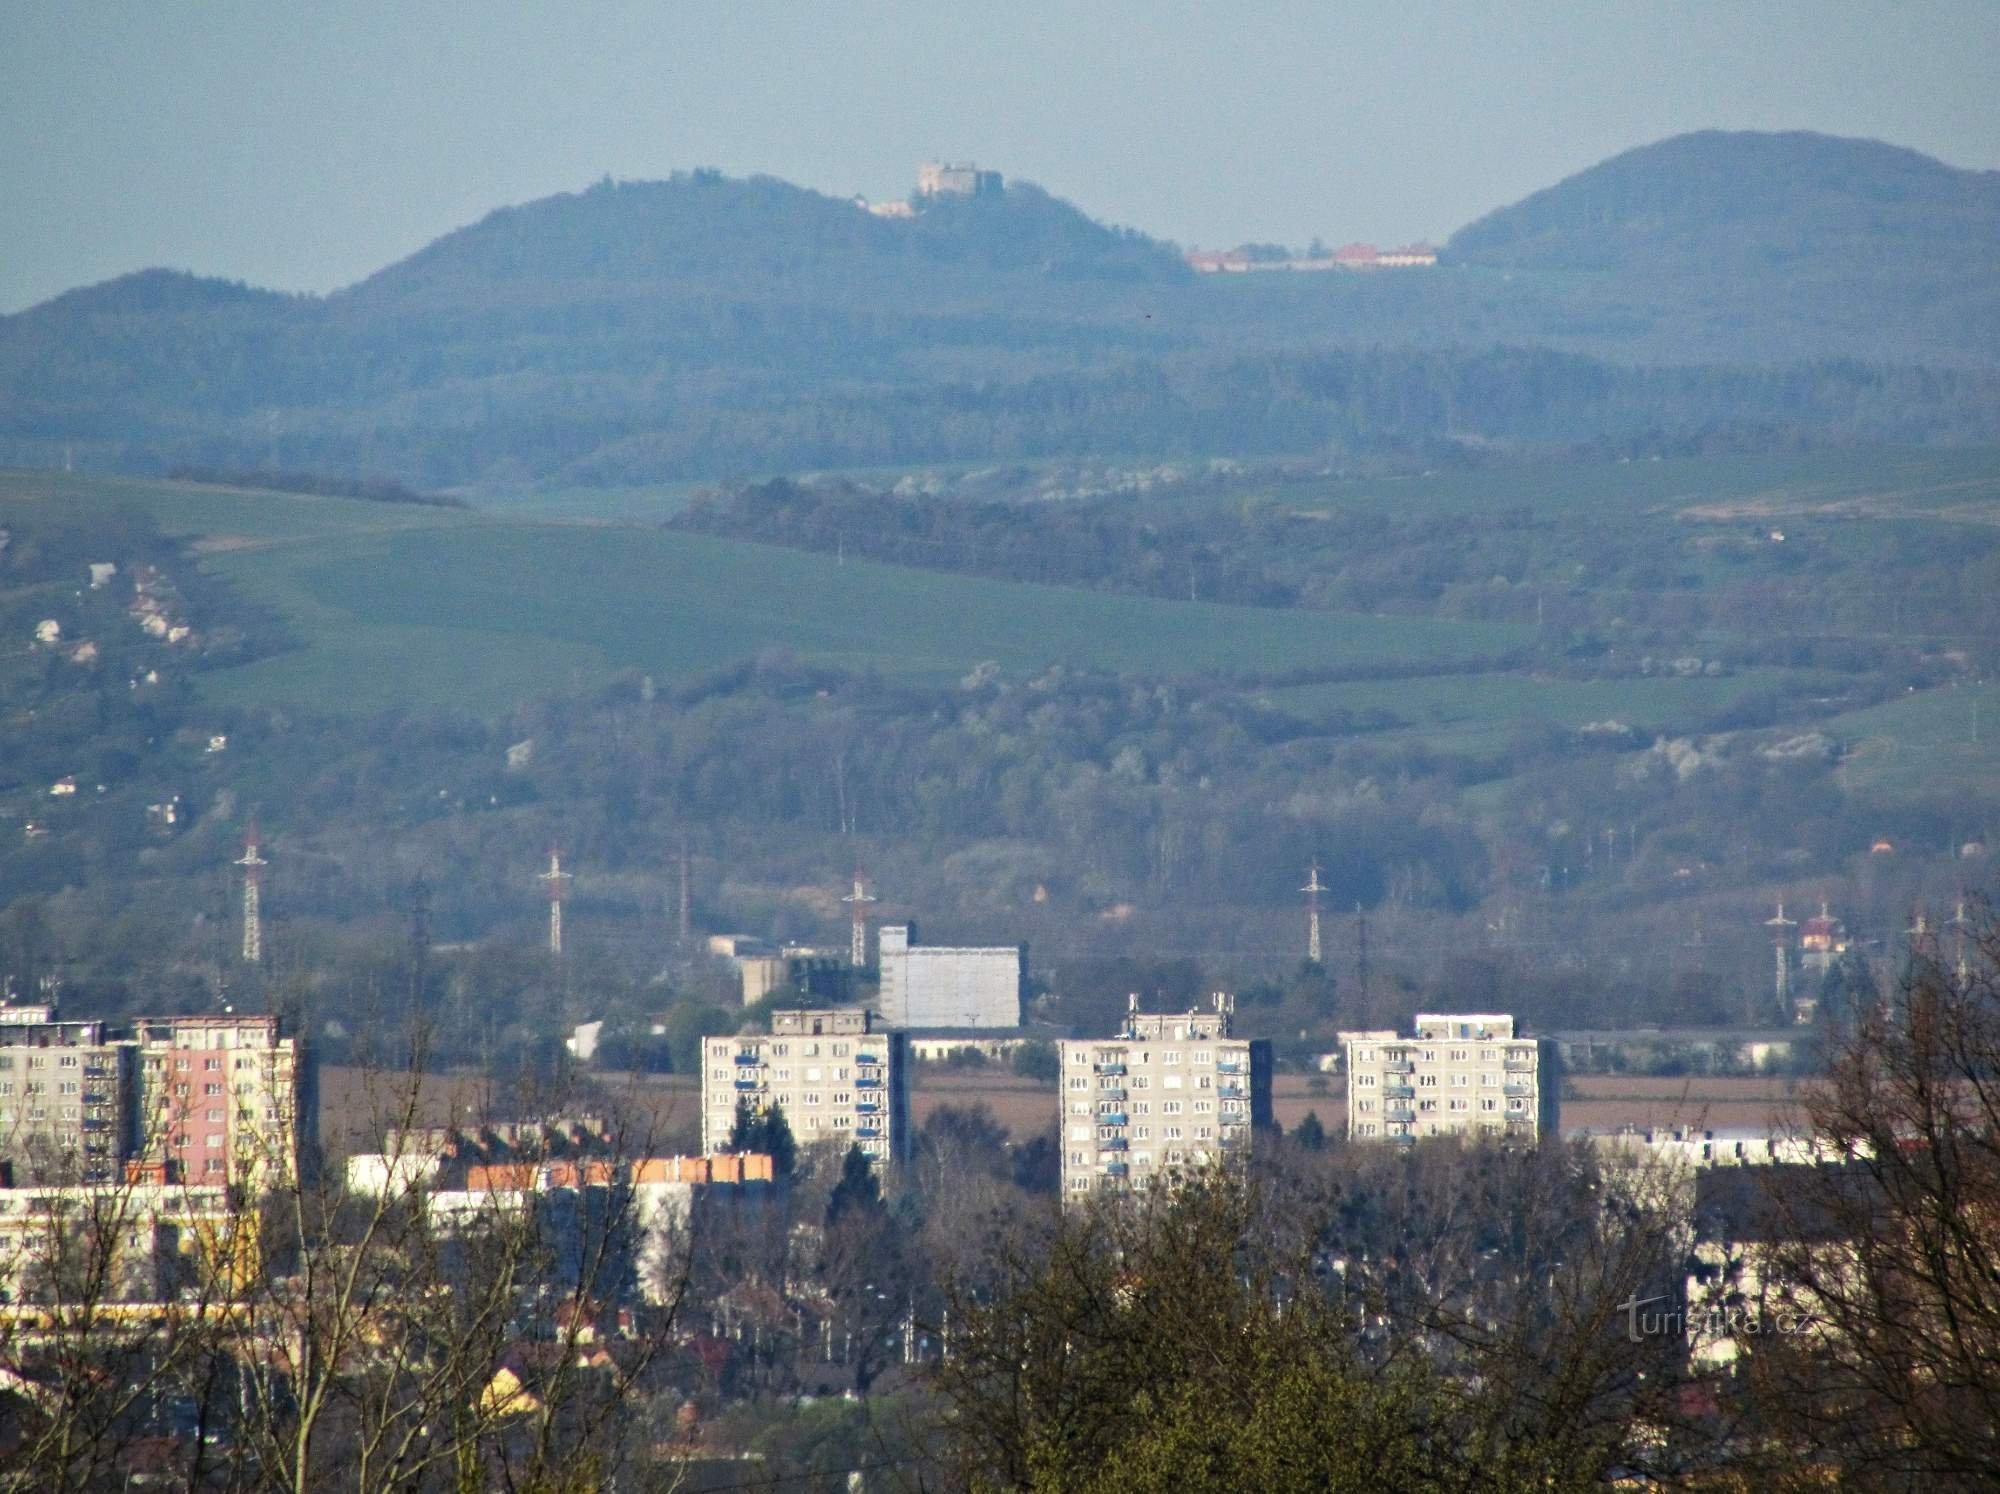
[876,923,1023,1029]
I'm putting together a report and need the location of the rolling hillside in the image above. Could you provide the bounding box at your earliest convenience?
[2,133,1997,489]
[0,468,1525,716]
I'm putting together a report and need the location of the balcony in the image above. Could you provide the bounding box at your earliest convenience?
[1383,1084,1414,1099]
[1100,1137,1129,1152]
[857,1052,880,1065]
[1097,1112,1128,1126]
[1383,1060,1414,1075]
[856,1126,882,1139]
[1093,1062,1127,1077]
[1097,1086,1127,1102]
[1104,1161,1129,1176]
[1215,1061,1243,1075]
[855,1102,880,1115]
[1217,1085,1245,1099]
[1503,1083,1535,1098]
[732,1077,763,1091]
[1503,1059,1535,1073]
[732,1053,762,1066]
[1383,1106,1415,1122]
[856,1077,883,1090]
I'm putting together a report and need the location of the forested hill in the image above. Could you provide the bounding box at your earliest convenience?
[345,173,1186,303]
[3,135,1998,489]
[1449,131,2000,273]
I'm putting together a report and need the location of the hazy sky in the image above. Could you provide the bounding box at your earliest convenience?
[3,1,1996,312]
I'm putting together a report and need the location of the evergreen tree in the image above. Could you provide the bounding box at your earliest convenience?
[826,1143,881,1225]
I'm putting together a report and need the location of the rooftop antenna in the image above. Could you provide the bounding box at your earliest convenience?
[1764,901,1796,1020]
[234,822,268,965]
[539,845,573,957]
[841,872,877,968]
[1301,861,1328,965]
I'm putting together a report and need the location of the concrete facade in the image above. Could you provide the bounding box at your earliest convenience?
[877,924,1023,1029]
[1056,997,1272,1197]
[1342,1013,1557,1143]
[702,1009,910,1170]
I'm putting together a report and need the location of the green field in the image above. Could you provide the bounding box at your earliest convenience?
[1,469,1525,717]
[1817,680,2000,799]
[1256,446,2000,523]
[1264,668,1836,752]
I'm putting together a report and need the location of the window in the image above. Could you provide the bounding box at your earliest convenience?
[1448,1098,1469,1112]
[1194,1049,1213,1065]
[833,1043,849,1057]
[1067,1076,1089,1090]
[208,1109,224,1123]
[1451,1073,1469,1087]
[1418,1074,1438,1088]
[1354,1073,1376,1087]
[59,1082,78,1095]
[205,1157,225,1174]
[58,1055,78,1068]
[1481,1098,1498,1112]
[1162,1100,1183,1115]
[236,1057,253,1070]
[204,1083,222,1096]
[1164,1052,1182,1065]
[175,1058,190,1070]
[204,1057,222,1071]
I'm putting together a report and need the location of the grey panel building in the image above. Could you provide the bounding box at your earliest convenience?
[701,1009,910,1171]
[1057,996,1273,1197]
[877,923,1024,1029]
[1341,1013,1558,1143]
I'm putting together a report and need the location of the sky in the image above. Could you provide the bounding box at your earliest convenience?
[3,1,1997,313]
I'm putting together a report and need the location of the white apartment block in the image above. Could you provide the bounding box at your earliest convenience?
[702,1009,910,1170]
[877,924,1023,1029]
[1057,996,1273,1197]
[1342,1013,1556,1143]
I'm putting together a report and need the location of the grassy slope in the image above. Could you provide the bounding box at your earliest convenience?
[0,468,1524,716]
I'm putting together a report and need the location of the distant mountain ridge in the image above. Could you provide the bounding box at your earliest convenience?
[1448,130,2000,272]
[3,133,1996,488]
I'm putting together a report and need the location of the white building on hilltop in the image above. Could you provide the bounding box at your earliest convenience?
[876,924,1023,1029]
[1341,1013,1557,1143]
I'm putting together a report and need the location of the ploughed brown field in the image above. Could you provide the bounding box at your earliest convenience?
[318,1066,1808,1156]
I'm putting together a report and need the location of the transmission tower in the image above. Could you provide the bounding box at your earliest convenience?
[677,837,693,949]
[234,824,269,965]
[1764,901,1796,1020]
[1948,898,1972,984]
[841,873,877,968]
[1301,861,1328,965]
[1354,901,1370,1005]
[539,846,573,957]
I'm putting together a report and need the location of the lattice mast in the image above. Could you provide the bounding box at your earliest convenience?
[539,846,573,957]
[1301,861,1328,965]
[841,873,877,968]
[234,823,269,964]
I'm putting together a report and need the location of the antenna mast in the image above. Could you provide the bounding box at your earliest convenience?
[234,823,268,965]
[539,846,573,957]
[1764,901,1796,1020]
[841,873,878,968]
[1301,861,1327,965]
[677,836,693,950]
